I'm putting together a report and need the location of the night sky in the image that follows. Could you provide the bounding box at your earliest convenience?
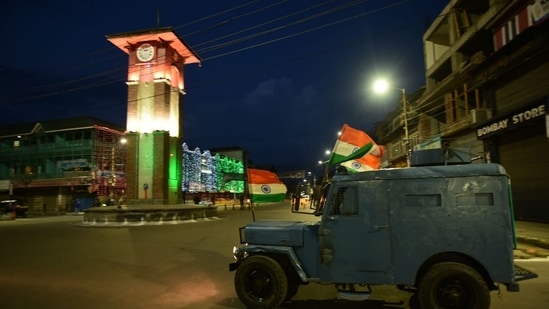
[0,0,447,172]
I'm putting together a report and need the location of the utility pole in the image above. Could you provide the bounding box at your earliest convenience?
[401,88,411,167]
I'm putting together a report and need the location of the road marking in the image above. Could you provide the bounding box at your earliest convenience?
[514,258,549,262]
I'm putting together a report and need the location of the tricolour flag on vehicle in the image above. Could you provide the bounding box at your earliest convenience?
[328,124,384,172]
[247,168,287,203]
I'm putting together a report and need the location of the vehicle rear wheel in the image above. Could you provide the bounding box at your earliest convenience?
[418,262,490,309]
[234,255,288,309]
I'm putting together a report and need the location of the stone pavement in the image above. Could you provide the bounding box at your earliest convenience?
[514,220,549,258]
[515,221,549,248]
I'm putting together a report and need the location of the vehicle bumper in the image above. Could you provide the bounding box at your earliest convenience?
[229,261,240,272]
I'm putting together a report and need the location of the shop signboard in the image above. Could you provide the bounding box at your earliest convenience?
[476,100,547,139]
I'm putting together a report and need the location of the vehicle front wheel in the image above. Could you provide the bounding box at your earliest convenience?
[234,255,288,309]
[285,282,299,301]
[418,262,490,309]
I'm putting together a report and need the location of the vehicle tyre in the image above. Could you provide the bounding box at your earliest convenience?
[418,262,490,309]
[285,282,299,301]
[408,293,421,309]
[234,255,288,309]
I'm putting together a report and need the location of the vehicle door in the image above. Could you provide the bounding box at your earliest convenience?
[318,180,392,283]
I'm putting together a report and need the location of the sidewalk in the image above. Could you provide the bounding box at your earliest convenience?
[515,220,549,250]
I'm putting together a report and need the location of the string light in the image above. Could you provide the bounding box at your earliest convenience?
[182,143,245,193]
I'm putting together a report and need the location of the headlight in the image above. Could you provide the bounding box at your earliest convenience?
[232,245,248,261]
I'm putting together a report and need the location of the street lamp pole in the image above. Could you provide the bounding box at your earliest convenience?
[372,79,411,167]
[401,88,410,167]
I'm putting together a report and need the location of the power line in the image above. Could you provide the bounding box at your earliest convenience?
[1,0,412,111]
[196,0,368,55]
[174,0,261,30]
[180,0,289,38]
[192,0,341,49]
[202,0,408,61]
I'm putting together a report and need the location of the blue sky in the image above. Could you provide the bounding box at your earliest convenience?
[0,0,447,171]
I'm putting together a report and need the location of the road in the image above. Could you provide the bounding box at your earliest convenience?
[0,203,547,309]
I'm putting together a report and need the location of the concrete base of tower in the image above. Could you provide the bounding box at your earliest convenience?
[81,204,218,225]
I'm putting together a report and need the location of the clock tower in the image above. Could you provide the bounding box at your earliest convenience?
[107,27,200,204]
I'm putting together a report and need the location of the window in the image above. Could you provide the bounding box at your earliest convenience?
[74,131,83,140]
[330,186,359,216]
[65,132,73,141]
[330,188,345,215]
[405,194,442,207]
[456,193,494,206]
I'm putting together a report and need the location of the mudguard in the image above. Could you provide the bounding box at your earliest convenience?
[231,245,310,282]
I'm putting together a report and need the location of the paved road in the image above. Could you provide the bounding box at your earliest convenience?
[0,204,547,309]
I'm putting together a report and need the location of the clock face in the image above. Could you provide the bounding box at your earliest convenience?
[136,43,155,62]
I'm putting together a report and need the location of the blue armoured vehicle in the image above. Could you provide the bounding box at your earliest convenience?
[229,163,537,308]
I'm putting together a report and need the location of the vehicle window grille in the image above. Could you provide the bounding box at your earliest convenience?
[456,193,494,206]
[330,187,359,216]
[405,194,442,207]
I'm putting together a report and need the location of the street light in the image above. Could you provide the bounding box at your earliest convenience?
[319,149,332,184]
[373,79,410,167]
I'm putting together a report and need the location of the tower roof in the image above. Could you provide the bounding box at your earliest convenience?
[106,27,201,65]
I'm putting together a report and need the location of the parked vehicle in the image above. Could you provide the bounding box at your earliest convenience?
[0,199,29,218]
[229,163,537,309]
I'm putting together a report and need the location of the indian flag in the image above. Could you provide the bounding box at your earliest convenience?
[340,150,385,172]
[328,124,384,172]
[247,168,287,203]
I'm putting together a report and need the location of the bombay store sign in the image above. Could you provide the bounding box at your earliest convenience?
[476,100,548,139]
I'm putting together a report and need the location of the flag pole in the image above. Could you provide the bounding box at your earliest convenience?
[244,156,256,222]
[322,135,339,185]
[321,162,330,186]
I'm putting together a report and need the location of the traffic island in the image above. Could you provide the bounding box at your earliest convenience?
[82,205,218,226]
[0,213,15,221]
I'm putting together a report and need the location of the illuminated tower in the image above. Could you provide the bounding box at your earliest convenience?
[107,27,200,204]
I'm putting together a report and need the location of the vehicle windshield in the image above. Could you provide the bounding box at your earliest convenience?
[291,182,331,216]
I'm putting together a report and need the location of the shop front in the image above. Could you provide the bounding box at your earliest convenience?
[476,99,549,222]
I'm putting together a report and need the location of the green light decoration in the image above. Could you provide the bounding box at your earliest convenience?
[168,139,179,198]
[182,145,188,192]
[182,143,244,193]
[216,154,244,193]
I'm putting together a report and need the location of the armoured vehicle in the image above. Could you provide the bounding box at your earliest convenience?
[229,163,537,308]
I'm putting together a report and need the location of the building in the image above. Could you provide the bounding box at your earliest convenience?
[0,116,252,213]
[375,0,549,222]
[0,117,127,214]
